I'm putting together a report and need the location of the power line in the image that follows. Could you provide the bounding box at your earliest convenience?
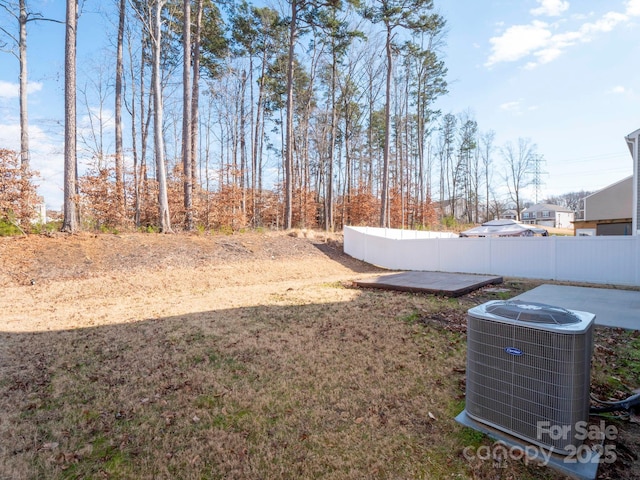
[550,167,630,178]
[548,152,629,165]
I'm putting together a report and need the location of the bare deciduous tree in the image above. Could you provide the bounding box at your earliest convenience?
[480,129,495,222]
[0,1,63,169]
[502,137,537,221]
[62,0,79,233]
[364,0,444,228]
[182,0,193,230]
[130,0,173,232]
[151,0,172,232]
[115,0,126,217]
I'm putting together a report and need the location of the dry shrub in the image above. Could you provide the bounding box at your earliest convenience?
[137,178,160,229]
[76,157,438,233]
[337,187,379,226]
[388,187,438,229]
[209,184,247,231]
[166,164,187,228]
[0,148,40,229]
[79,167,131,230]
[254,190,281,229]
[292,187,319,229]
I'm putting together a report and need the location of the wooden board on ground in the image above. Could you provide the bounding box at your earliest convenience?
[355,271,503,297]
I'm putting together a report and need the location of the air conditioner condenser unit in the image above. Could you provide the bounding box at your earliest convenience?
[465,300,595,454]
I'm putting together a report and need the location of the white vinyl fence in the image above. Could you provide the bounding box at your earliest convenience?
[344,226,640,287]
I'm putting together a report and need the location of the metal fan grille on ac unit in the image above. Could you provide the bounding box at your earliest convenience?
[485,300,580,325]
[465,302,594,454]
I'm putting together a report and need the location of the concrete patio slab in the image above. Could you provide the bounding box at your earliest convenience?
[512,284,640,331]
[355,271,503,297]
[455,409,601,480]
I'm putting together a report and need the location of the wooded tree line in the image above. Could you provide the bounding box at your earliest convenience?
[1,0,555,233]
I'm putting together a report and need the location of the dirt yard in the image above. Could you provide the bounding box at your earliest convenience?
[0,230,379,333]
[0,231,638,479]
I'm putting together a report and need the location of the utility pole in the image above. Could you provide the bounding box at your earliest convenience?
[532,153,546,204]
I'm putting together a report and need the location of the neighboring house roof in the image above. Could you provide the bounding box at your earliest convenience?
[626,127,640,156]
[522,203,573,214]
[584,175,633,199]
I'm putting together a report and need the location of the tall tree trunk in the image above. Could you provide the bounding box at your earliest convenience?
[257,85,266,223]
[191,0,203,194]
[284,0,297,230]
[367,70,374,193]
[247,52,255,226]
[142,43,153,211]
[152,0,172,232]
[18,0,29,169]
[379,24,392,228]
[326,47,337,232]
[240,70,247,219]
[127,28,140,227]
[416,72,425,224]
[115,0,126,219]
[253,50,268,227]
[62,0,78,233]
[182,0,193,230]
[402,64,410,228]
[343,94,351,227]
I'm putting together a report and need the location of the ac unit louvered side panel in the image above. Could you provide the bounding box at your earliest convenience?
[466,314,593,454]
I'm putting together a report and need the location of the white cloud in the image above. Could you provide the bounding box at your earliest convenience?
[0,81,20,99]
[500,101,521,111]
[531,0,570,17]
[0,120,64,208]
[28,82,43,94]
[533,47,563,64]
[609,85,626,93]
[486,21,552,65]
[0,122,20,147]
[570,12,590,21]
[580,11,628,36]
[0,81,43,98]
[498,100,539,115]
[550,30,582,48]
[486,3,639,68]
[626,0,640,16]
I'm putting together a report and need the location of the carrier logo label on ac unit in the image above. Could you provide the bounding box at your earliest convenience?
[504,347,523,356]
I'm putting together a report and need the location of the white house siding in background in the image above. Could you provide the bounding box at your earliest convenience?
[584,176,633,222]
[572,126,640,236]
[521,203,574,229]
[625,128,640,235]
[502,210,517,220]
[574,177,633,235]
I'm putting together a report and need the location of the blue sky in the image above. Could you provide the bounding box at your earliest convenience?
[435,0,639,199]
[0,0,639,210]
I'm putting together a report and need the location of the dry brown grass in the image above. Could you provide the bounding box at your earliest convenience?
[0,232,636,480]
[1,286,473,479]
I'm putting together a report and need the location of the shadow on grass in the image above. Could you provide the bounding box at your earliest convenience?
[310,240,388,275]
[0,291,463,480]
[1,288,637,480]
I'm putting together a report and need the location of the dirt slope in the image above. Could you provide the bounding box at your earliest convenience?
[1,230,382,333]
